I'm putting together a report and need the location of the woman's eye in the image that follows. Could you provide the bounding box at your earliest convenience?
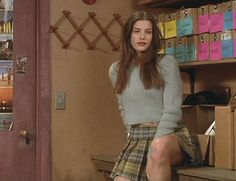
[146,31,152,35]
[133,29,140,33]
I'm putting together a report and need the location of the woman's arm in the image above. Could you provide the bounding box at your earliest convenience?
[155,55,183,138]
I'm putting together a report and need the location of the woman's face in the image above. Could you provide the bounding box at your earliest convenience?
[131,20,153,55]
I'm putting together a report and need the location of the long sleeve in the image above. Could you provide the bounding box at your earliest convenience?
[155,55,183,138]
[109,62,128,127]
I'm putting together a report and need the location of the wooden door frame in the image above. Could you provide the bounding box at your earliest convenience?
[36,0,51,181]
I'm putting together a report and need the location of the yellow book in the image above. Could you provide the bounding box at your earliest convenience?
[164,20,177,39]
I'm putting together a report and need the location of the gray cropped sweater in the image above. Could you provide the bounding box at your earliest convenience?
[109,55,184,138]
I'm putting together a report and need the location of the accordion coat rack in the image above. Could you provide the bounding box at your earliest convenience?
[50,10,124,51]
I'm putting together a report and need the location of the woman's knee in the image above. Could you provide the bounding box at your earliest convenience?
[150,135,180,160]
[149,135,183,165]
[149,137,171,164]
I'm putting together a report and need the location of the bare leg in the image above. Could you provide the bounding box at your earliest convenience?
[114,176,133,181]
[146,134,184,181]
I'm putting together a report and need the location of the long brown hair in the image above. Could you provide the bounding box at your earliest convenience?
[115,11,164,94]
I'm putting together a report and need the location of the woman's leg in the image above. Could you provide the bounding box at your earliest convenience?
[114,176,133,181]
[146,134,184,181]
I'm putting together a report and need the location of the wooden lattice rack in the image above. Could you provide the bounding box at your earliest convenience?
[50,10,124,51]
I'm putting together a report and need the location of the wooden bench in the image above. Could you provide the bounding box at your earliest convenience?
[91,134,217,180]
[177,167,236,181]
[91,155,236,181]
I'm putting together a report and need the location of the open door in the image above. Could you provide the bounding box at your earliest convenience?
[0,0,51,180]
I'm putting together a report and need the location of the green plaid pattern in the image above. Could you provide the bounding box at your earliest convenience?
[110,125,202,181]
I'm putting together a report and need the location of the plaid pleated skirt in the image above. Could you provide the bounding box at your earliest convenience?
[110,124,202,181]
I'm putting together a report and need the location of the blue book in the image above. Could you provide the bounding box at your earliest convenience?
[178,17,194,37]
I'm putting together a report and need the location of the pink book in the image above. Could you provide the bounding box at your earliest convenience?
[210,13,224,33]
[199,15,210,33]
[210,41,222,61]
[199,42,209,61]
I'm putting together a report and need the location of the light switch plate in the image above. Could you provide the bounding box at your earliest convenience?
[55,91,66,110]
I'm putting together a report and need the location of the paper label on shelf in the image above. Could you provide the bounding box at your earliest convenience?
[199,15,210,33]
[178,17,193,37]
[210,13,224,33]
[224,11,233,31]
[221,32,232,40]
[164,20,177,38]
[223,39,234,58]
[199,42,209,61]
[210,41,222,60]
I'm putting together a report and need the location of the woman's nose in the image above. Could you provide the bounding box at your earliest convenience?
[140,32,145,39]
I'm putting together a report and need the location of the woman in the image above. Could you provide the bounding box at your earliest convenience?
[109,11,202,181]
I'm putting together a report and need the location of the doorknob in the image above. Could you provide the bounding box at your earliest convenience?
[20,129,31,145]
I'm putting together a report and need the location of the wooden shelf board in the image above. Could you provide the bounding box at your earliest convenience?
[139,0,224,8]
[179,58,236,69]
[198,104,226,108]
[182,104,227,108]
[181,105,194,108]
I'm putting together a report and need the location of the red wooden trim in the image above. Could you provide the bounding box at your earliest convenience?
[36,0,51,181]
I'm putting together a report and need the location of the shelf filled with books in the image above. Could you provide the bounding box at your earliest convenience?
[154,0,236,71]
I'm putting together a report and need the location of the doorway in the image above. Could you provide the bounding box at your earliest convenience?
[0,0,51,180]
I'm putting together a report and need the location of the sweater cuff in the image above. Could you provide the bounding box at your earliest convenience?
[154,127,175,138]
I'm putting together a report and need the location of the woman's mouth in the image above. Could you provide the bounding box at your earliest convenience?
[137,42,146,46]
